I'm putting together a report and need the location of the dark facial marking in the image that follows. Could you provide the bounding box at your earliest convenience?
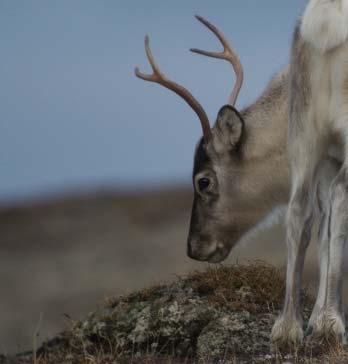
[188,197,200,238]
[188,196,215,243]
[193,138,212,178]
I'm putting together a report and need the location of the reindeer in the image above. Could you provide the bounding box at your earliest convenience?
[135,14,342,346]
[270,0,348,346]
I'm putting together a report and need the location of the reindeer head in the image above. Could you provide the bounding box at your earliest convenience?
[188,106,246,263]
[135,16,285,263]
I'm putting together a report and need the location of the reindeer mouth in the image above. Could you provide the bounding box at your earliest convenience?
[187,237,232,263]
[205,248,229,263]
[202,242,231,263]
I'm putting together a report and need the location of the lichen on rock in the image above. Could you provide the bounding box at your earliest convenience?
[7,262,338,364]
[69,278,219,358]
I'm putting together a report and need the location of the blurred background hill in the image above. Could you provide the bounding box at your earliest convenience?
[0,187,291,353]
[0,0,324,355]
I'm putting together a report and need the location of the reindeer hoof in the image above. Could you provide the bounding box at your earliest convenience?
[306,309,346,344]
[271,315,304,348]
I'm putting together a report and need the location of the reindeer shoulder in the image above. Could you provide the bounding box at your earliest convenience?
[300,0,348,52]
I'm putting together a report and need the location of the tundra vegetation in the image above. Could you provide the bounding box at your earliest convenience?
[3,262,348,364]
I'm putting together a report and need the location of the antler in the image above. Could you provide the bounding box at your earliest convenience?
[135,36,212,142]
[191,15,244,107]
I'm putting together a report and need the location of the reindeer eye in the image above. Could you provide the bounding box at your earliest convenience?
[198,177,211,192]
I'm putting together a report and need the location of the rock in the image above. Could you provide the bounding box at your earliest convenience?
[6,262,347,363]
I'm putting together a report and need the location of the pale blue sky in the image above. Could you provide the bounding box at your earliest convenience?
[0,1,306,202]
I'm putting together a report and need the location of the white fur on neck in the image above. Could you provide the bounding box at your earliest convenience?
[237,205,286,247]
[301,0,348,52]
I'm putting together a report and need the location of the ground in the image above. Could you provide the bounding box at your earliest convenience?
[2,262,348,364]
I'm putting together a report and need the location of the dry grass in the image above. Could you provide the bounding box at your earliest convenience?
[107,261,291,314]
[185,260,287,313]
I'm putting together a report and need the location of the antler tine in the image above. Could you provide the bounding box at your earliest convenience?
[135,36,163,81]
[135,35,212,142]
[190,15,244,107]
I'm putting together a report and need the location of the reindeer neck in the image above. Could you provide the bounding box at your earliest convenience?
[241,67,289,162]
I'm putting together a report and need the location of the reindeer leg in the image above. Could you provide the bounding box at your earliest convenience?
[271,176,315,346]
[307,210,330,337]
[309,167,348,343]
[271,137,323,347]
[306,158,340,338]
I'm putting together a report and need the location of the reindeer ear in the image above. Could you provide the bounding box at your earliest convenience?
[212,105,244,154]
